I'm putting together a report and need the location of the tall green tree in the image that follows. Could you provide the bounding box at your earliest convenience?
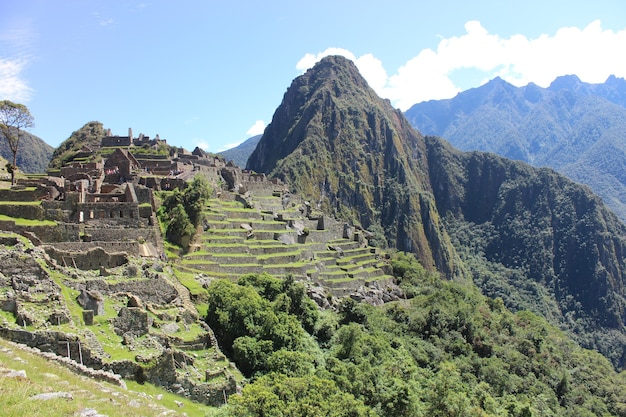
[0,100,34,184]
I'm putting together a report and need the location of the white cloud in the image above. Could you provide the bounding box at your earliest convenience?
[196,141,209,151]
[297,20,626,110]
[0,58,33,102]
[0,22,35,103]
[246,120,266,136]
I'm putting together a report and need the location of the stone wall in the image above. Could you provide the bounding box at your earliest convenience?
[42,200,75,222]
[0,203,44,220]
[43,246,129,269]
[78,202,143,226]
[0,331,126,387]
[84,225,159,245]
[0,222,80,243]
[0,187,45,202]
[46,241,140,258]
[101,136,131,147]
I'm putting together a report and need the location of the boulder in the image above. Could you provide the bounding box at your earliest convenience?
[76,289,104,316]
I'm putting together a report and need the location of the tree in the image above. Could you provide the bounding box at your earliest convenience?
[0,101,34,185]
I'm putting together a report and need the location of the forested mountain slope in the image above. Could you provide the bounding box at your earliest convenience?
[247,56,626,369]
[425,137,626,367]
[405,75,626,221]
[248,55,458,278]
[0,129,53,174]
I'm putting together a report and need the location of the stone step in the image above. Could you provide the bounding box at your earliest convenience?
[205,253,259,264]
[248,244,304,255]
[262,264,309,277]
[201,235,245,245]
[336,252,378,266]
[257,252,304,265]
[205,229,250,237]
[327,239,362,251]
[195,263,264,275]
[204,212,226,222]
[190,244,251,255]
[220,209,263,220]
[229,220,287,232]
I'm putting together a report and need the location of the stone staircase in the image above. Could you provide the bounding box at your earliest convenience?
[177,193,394,295]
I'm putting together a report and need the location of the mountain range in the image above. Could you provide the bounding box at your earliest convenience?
[246,55,626,368]
[405,74,626,222]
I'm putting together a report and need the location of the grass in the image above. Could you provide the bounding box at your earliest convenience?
[0,214,57,226]
[0,201,42,205]
[0,338,217,417]
[173,268,206,296]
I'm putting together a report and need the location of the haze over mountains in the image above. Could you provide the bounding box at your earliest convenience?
[405,74,626,221]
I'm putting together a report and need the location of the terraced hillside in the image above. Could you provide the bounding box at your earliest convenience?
[177,190,395,297]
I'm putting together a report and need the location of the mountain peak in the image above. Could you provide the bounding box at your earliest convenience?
[247,53,457,276]
[548,74,582,91]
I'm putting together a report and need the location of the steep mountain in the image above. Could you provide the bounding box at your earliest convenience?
[247,55,458,278]
[0,129,54,173]
[404,75,626,221]
[425,138,626,367]
[48,121,106,169]
[247,56,626,368]
[219,134,262,168]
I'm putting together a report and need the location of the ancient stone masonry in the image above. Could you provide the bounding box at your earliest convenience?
[0,127,293,271]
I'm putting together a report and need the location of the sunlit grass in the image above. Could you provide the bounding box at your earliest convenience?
[0,338,215,417]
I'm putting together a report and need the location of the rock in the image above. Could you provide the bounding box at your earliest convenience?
[76,289,105,316]
[114,307,152,337]
[6,369,27,379]
[30,391,73,400]
[126,294,143,309]
[127,400,141,408]
[82,310,94,325]
[278,233,295,245]
[79,408,107,417]
[161,322,180,334]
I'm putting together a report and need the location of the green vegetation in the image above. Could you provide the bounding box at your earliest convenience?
[157,175,212,249]
[210,254,626,417]
[0,338,204,417]
[47,121,105,169]
[0,214,56,226]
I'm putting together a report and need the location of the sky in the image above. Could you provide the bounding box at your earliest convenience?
[1,1,625,153]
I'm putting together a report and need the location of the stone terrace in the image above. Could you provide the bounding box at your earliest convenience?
[178,191,394,296]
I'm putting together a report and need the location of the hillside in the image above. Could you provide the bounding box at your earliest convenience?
[3,56,626,416]
[248,55,458,278]
[219,134,262,168]
[0,129,53,174]
[247,55,626,369]
[404,75,626,221]
[47,121,107,170]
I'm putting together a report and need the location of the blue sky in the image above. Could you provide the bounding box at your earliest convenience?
[1,1,625,153]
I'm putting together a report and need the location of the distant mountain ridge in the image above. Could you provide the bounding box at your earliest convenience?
[405,75,626,221]
[0,130,53,174]
[219,134,262,168]
[246,56,626,368]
